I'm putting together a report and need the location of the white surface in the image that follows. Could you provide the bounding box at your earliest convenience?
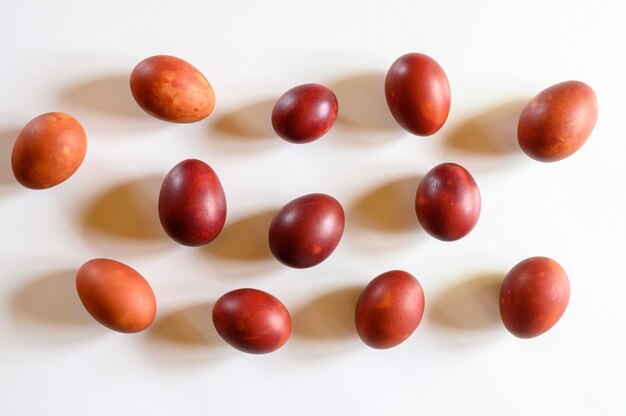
[1,1,625,415]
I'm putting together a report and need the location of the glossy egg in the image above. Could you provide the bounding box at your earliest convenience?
[269,193,345,268]
[130,55,215,123]
[271,83,338,143]
[158,159,226,246]
[385,53,451,136]
[518,80,597,162]
[355,270,425,349]
[76,258,156,333]
[11,112,87,189]
[415,163,481,241]
[212,288,291,354]
[500,256,570,338]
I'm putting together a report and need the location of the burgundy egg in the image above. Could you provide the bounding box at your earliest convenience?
[385,53,451,136]
[158,159,226,246]
[500,257,570,338]
[212,288,291,354]
[355,270,425,349]
[415,163,481,241]
[271,83,338,143]
[269,193,345,268]
[518,81,597,162]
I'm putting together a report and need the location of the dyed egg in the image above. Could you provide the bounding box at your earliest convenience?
[271,83,338,143]
[11,112,87,189]
[212,288,291,354]
[500,256,570,338]
[415,163,481,241]
[518,80,597,162]
[385,53,451,136]
[76,258,156,333]
[159,159,226,246]
[130,55,215,123]
[355,270,425,349]
[269,193,345,268]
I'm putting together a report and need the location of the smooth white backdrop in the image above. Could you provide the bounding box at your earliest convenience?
[1,1,624,415]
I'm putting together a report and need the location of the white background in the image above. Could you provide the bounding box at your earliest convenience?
[1,1,625,415]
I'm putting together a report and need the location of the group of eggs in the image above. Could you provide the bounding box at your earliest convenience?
[10,53,597,353]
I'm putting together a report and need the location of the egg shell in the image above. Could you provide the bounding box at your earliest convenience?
[385,53,451,136]
[212,288,291,354]
[158,159,226,246]
[355,270,425,349]
[499,256,570,338]
[76,258,156,333]
[130,55,215,123]
[11,112,87,189]
[518,80,597,162]
[415,163,481,241]
[271,83,338,143]
[269,193,345,268]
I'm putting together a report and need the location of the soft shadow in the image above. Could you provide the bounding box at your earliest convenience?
[0,129,20,189]
[211,99,276,139]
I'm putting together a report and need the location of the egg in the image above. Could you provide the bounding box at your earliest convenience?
[269,193,345,268]
[385,53,451,136]
[212,288,291,354]
[130,55,215,123]
[76,258,156,333]
[11,112,87,189]
[272,83,338,143]
[158,159,226,246]
[518,80,597,162]
[500,256,570,338]
[355,270,425,349]
[415,163,481,241]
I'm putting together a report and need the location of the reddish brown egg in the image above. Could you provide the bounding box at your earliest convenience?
[130,55,215,123]
[158,159,226,246]
[518,80,597,162]
[76,258,156,333]
[271,83,338,143]
[212,288,291,354]
[385,53,451,136]
[11,112,87,189]
[269,193,345,268]
[355,270,425,349]
[500,257,570,338]
[416,163,480,241]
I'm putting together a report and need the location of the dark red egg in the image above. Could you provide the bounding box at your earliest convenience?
[269,193,345,268]
[212,288,291,354]
[500,256,570,338]
[385,53,451,136]
[415,163,481,241]
[271,83,338,143]
[158,159,226,246]
[355,270,425,349]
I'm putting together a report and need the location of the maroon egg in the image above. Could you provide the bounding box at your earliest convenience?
[269,193,345,268]
[500,257,570,338]
[385,53,451,136]
[518,81,597,162]
[158,159,226,246]
[212,288,291,354]
[355,270,425,349]
[271,83,338,143]
[415,163,481,241]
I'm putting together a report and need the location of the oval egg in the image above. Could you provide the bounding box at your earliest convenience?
[500,256,570,338]
[212,288,291,354]
[76,258,156,333]
[11,112,87,189]
[130,55,215,123]
[158,159,227,246]
[518,80,597,162]
[385,53,451,136]
[355,270,425,349]
[269,193,345,268]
